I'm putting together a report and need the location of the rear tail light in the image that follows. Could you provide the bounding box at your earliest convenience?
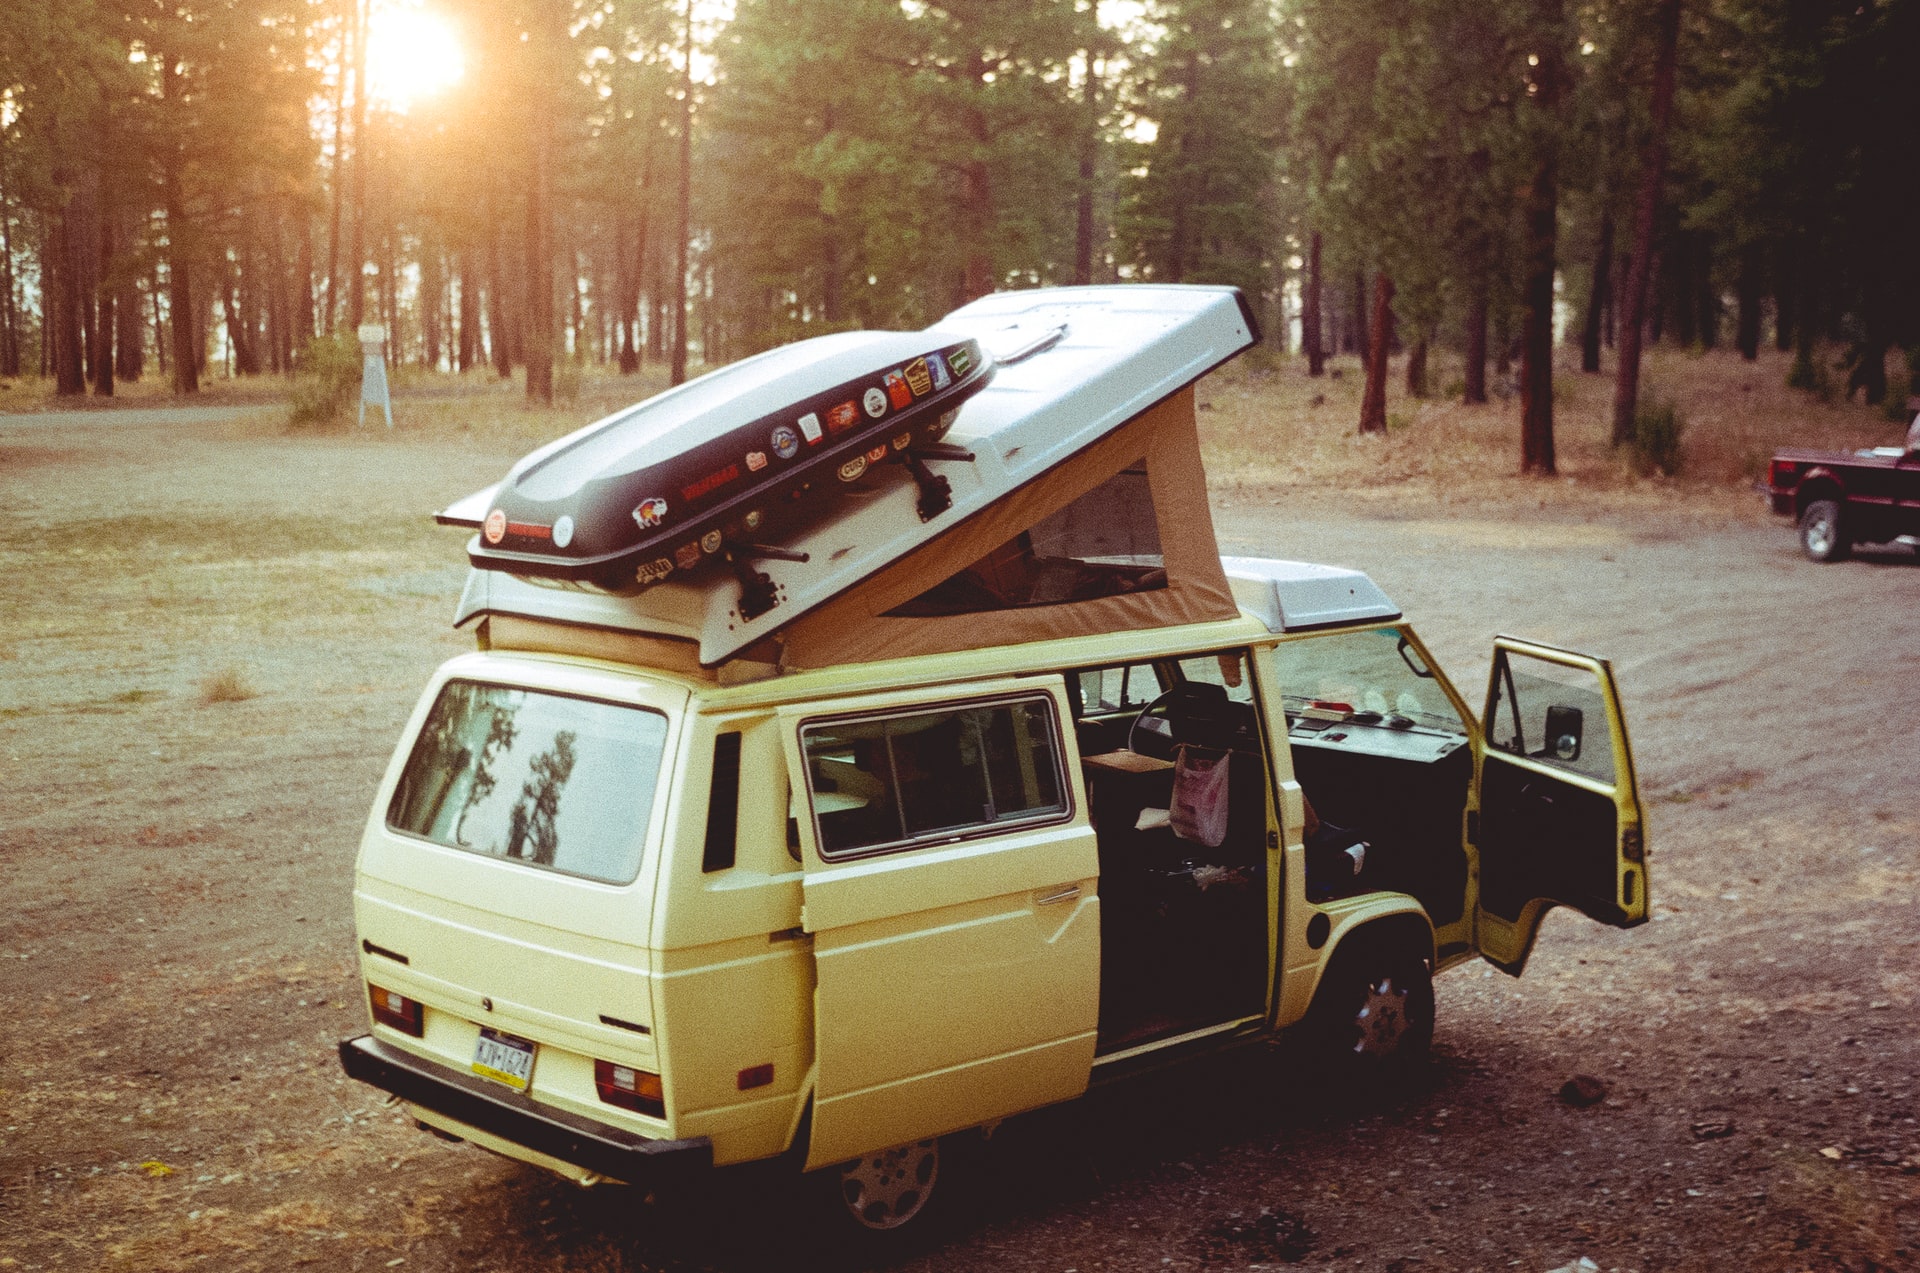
[1769,459,1795,488]
[368,984,423,1036]
[594,1059,665,1117]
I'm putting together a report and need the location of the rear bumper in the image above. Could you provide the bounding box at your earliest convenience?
[338,1035,711,1184]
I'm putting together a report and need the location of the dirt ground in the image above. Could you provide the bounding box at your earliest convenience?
[1,401,1916,1273]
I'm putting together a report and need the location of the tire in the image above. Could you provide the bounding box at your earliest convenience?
[809,1136,946,1251]
[1295,937,1435,1098]
[1798,499,1850,562]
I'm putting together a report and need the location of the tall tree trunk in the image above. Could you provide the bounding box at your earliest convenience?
[1519,147,1559,476]
[1072,36,1100,287]
[421,240,444,369]
[487,215,513,377]
[1405,332,1429,398]
[524,66,555,402]
[1358,273,1394,434]
[294,215,315,351]
[1771,240,1795,352]
[93,207,115,396]
[1735,242,1762,360]
[1464,273,1489,403]
[346,0,370,331]
[457,252,479,372]
[669,0,693,386]
[1609,0,1680,445]
[322,0,351,329]
[151,262,169,378]
[1302,230,1325,376]
[1580,210,1613,373]
[959,108,994,300]
[115,221,143,382]
[0,146,16,378]
[1350,269,1369,366]
[50,210,86,395]
[1694,231,1717,350]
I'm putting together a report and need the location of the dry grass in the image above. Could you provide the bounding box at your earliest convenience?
[198,665,258,704]
[1193,342,1908,512]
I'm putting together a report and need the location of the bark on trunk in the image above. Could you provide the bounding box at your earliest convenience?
[1609,0,1680,446]
[50,211,86,395]
[487,217,513,377]
[458,253,479,372]
[1694,231,1717,350]
[1350,270,1370,367]
[1581,210,1613,373]
[1358,272,1394,434]
[94,209,115,396]
[1405,335,1429,399]
[345,0,370,331]
[669,0,693,386]
[1519,148,1560,475]
[1735,242,1762,361]
[1073,42,1099,287]
[1302,231,1325,376]
[1464,276,1489,403]
[1771,240,1794,352]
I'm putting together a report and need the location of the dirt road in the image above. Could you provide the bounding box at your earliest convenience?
[2,408,1915,1272]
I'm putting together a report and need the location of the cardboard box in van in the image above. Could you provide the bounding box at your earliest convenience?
[338,286,1647,1239]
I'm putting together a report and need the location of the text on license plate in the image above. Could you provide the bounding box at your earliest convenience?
[472,1028,536,1091]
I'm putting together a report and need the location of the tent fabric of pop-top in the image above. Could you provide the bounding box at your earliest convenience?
[440,284,1261,675]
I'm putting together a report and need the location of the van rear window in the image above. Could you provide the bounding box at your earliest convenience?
[387,681,668,885]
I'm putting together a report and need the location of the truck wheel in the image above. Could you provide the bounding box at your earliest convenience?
[1798,499,1850,562]
[829,1137,940,1234]
[1298,938,1434,1095]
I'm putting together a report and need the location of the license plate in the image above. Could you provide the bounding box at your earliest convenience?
[471,1028,536,1091]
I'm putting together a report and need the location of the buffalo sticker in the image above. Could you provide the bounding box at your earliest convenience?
[746,450,768,473]
[866,444,888,464]
[674,542,703,570]
[682,463,741,503]
[635,556,674,586]
[827,401,860,433]
[797,412,824,444]
[483,509,507,544]
[862,387,888,419]
[838,455,868,482]
[903,357,932,397]
[699,529,723,554]
[632,498,669,529]
[885,370,912,409]
[948,345,974,377]
[771,425,800,459]
[927,352,952,390]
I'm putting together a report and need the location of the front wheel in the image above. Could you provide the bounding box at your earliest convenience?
[1296,938,1435,1097]
[1798,499,1850,562]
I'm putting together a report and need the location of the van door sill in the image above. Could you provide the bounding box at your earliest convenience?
[1091,1015,1266,1069]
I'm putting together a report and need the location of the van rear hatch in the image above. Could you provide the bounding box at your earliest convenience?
[352,654,686,1127]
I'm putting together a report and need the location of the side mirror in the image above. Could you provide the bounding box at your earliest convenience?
[1545,704,1583,762]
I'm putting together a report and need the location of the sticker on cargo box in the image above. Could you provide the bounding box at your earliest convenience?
[797,413,824,444]
[904,357,932,397]
[635,556,674,586]
[632,498,668,529]
[838,456,868,482]
[862,387,888,419]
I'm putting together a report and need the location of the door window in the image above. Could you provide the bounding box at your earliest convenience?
[1487,651,1616,784]
[801,695,1069,859]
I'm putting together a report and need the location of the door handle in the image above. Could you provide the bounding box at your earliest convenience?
[1036,884,1081,906]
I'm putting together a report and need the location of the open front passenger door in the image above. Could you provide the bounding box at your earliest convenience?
[1474,637,1647,973]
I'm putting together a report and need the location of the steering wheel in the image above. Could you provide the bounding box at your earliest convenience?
[1128,681,1246,761]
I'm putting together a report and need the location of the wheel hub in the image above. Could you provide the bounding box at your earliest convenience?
[1806,515,1835,555]
[1351,976,1410,1056]
[839,1139,939,1230]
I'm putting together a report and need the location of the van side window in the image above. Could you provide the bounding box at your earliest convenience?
[702,732,743,872]
[801,696,1068,860]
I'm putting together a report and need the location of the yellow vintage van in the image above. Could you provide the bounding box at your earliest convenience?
[338,286,1647,1237]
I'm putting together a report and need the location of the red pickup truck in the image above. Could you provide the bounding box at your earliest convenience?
[1766,413,1920,561]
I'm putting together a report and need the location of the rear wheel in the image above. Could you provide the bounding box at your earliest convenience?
[1798,499,1850,562]
[825,1136,944,1236]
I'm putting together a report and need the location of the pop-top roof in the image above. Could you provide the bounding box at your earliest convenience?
[450,284,1260,666]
